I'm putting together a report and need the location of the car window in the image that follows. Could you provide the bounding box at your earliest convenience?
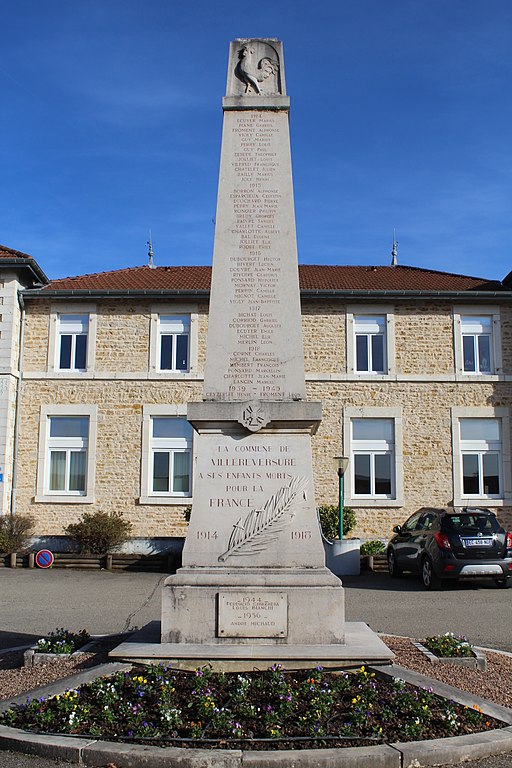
[402,512,422,532]
[443,514,500,533]
[418,513,436,530]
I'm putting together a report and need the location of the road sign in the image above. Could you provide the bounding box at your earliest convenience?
[35,550,54,569]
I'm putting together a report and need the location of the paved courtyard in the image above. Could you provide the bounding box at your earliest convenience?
[0,567,510,651]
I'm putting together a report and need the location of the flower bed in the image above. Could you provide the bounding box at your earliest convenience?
[24,628,96,668]
[423,633,473,658]
[0,664,503,749]
[414,633,487,672]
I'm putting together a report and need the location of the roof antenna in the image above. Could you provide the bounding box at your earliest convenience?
[391,228,398,266]
[147,230,155,269]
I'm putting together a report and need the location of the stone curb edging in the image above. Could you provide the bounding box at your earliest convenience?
[2,725,512,768]
[374,663,512,726]
[1,662,512,767]
[412,641,487,672]
[0,663,132,716]
[23,637,101,668]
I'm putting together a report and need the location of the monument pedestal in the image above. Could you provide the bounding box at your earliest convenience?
[161,402,347,649]
[162,566,345,646]
[111,620,394,670]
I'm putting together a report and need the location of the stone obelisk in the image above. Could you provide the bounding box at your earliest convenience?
[161,39,346,657]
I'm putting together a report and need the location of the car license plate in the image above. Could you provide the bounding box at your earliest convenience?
[461,538,493,548]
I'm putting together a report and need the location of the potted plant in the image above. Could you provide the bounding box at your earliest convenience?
[318,505,360,576]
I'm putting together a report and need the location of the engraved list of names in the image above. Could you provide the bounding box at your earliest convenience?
[204,108,306,403]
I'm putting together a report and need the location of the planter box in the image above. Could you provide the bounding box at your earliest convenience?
[413,641,487,671]
[323,538,361,576]
[23,637,99,668]
[361,554,388,572]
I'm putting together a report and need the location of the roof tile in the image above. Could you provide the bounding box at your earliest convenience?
[41,264,503,293]
[0,244,36,261]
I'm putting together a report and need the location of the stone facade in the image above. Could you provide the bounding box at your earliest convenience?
[0,251,48,519]
[14,292,512,542]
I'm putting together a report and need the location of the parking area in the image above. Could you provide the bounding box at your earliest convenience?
[344,570,512,651]
[0,567,510,652]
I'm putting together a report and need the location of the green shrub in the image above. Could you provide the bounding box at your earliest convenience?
[360,540,386,556]
[318,505,356,540]
[0,514,34,553]
[65,511,132,554]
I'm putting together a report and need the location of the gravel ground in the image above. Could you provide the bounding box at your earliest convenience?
[0,636,125,701]
[381,635,512,709]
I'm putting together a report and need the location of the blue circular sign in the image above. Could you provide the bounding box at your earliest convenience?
[35,549,54,569]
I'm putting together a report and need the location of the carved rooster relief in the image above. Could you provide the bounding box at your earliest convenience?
[236,45,279,94]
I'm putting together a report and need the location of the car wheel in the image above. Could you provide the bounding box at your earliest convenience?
[494,577,510,589]
[422,557,443,590]
[387,549,402,578]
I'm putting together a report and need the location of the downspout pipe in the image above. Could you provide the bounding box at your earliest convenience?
[10,291,26,517]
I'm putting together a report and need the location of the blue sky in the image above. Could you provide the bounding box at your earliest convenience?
[1,0,510,281]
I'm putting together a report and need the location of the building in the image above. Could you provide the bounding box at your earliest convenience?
[6,258,510,548]
[0,246,48,520]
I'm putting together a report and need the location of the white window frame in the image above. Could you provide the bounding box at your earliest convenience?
[453,306,501,378]
[346,305,395,377]
[343,406,403,507]
[48,304,97,376]
[451,407,511,507]
[149,304,198,376]
[140,405,194,505]
[35,405,97,503]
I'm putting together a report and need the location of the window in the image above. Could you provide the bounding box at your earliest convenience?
[58,315,88,370]
[354,316,386,373]
[149,306,198,376]
[140,405,194,503]
[47,417,89,494]
[351,418,394,497]
[454,307,501,377]
[459,418,501,497]
[451,407,511,507]
[344,407,403,507]
[150,417,192,496]
[347,307,394,377]
[461,316,493,374]
[36,405,97,503]
[49,305,96,375]
[158,316,190,372]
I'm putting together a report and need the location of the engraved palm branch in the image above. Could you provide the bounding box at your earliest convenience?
[218,476,308,562]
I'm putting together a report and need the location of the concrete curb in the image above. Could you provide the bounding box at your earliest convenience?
[0,663,132,715]
[23,636,101,668]
[371,663,512,725]
[1,662,512,767]
[412,641,487,671]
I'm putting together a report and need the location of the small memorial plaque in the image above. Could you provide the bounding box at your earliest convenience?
[218,591,288,638]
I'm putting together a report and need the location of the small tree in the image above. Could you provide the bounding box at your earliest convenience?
[65,511,132,554]
[0,514,34,553]
[318,505,356,540]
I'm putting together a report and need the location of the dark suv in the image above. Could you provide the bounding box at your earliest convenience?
[387,508,512,590]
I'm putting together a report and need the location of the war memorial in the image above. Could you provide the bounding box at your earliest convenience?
[114,38,392,668]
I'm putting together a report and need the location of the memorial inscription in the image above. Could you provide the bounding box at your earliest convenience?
[184,433,320,568]
[219,592,287,638]
[204,106,306,402]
